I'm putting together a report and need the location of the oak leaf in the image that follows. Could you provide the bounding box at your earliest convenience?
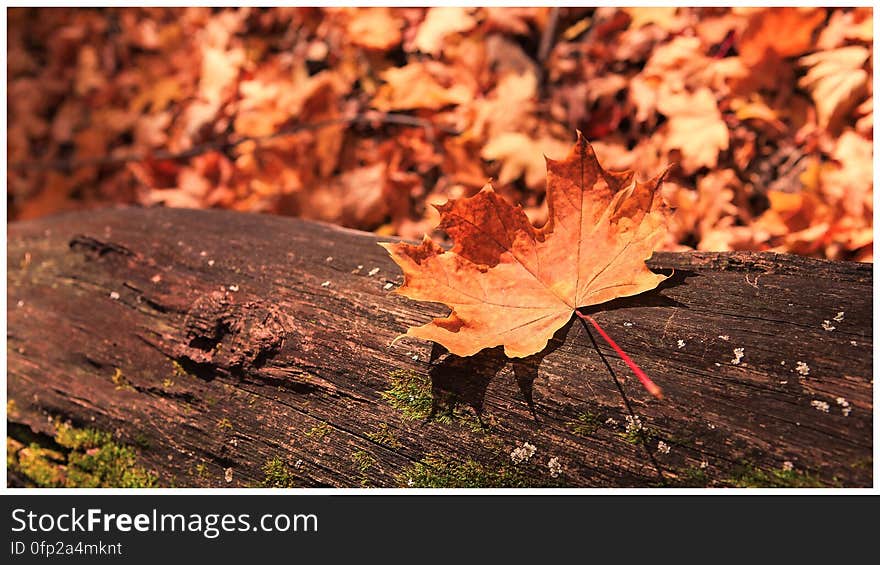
[381,134,670,357]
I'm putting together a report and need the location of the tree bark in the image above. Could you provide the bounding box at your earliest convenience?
[7,207,872,487]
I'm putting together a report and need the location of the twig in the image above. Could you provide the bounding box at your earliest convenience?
[9,112,460,173]
[537,7,561,63]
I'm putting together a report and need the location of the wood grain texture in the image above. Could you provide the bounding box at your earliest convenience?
[7,207,872,487]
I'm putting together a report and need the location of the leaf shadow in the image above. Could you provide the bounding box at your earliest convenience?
[426,323,569,424]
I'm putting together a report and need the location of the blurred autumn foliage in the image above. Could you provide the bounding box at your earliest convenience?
[7,7,873,260]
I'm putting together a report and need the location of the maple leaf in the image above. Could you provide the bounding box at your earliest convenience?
[657,86,729,173]
[480,132,569,189]
[380,133,670,361]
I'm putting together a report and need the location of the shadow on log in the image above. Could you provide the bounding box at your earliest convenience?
[6,207,873,487]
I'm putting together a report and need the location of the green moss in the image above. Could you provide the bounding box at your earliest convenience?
[568,412,600,436]
[111,368,134,391]
[351,450,377,486]
[170,360,200,381]
[192,463,209,480]
[381,370,433,420]
[9,422,157,488]
[260,456,296,488]
[723,462,825,488]
[366,424,401,449]
[133,433,151,450]
[850,457,872,470]
[670,465,712,487]
[305,421,332,440]
[401,452,556,488]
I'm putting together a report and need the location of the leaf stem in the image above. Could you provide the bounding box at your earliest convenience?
[575,311,663,400]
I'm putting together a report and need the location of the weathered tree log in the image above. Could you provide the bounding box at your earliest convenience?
[7,207,872,487]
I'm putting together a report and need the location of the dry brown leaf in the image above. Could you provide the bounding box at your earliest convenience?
[738,7,826,67]
[657,86,729,173]
[817,7,873,49]
[381,134,670,357]
[467,71,537,140]
[481,133,568,189]
[372,62,471,111]
[624,7,685,33]
[823,130,872,218]
[483,7,547,36]
[799,46,870,130]
[345,8,402,51]
[855,97,873,136]
[412,7,477,56]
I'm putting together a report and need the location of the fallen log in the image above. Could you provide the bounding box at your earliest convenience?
[6,207,872,487]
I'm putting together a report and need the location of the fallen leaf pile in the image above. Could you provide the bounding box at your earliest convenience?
[7,7,873,260]
[381,133,670,358]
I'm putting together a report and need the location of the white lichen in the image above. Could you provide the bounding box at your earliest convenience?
[731,347,744,365]
[795,361,810,376]
[411,354,420,362]
[718,335,730,341]
[320,281,331,288]
[782,461,794,472]
[604,417,619,426]
[325,256,333,263]
[835,397,851,417]
[224,467,233,483]
[548,457,562,478]
[16,300,24,308]
[383,282,395,290]
[228,284,239,292]
[821,320,835,331]
[623,321,634,327]
[656,441,671,455]
[109,291,120,300]
[677,339,686,349]
[207,259,215,267]
[850,340,857,346]
[367,267,380,277]
[700,460,709,469]
[151,274,162,283]
[510,442,537,465]
[810,400,830,413]
[833,311,845,322]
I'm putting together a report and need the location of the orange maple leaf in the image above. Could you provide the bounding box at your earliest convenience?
[380,133,671,364]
